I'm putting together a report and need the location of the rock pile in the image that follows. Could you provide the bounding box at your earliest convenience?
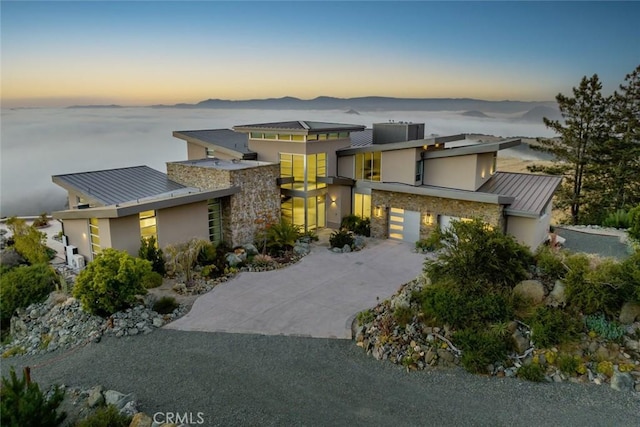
[2,293,186,358]
[355,277,640,393]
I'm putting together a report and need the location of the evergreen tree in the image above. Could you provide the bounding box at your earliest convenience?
[529,74,609,224]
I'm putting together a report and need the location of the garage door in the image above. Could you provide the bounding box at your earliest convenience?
[389,207,420,242]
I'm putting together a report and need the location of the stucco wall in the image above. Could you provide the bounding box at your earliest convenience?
[381,148,418,185]
[62,219,91,260]
[370,189,504,241]
[157,201,210,248]
[475,152,495,190]
[326,184,352,229]
[424,155,477,191]
[506,203,552,250]
[338,155,354,178]
[187,143,207,160]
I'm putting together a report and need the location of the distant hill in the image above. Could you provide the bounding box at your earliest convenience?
[67,104,123,109]
[147,96,556,114]
[519,106,562,123]
[460,110,491,118]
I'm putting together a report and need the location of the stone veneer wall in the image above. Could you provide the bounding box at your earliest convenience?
[166,163,281,246]
[370,190,504,240]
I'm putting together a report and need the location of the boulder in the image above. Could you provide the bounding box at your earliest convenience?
[511,330,530,354]
[619,302,640,324]
[0,248,26,268]
[342,244,352,253]
[293,244,309,256]
[610,371,634,392]
[513,280,545,304]
[87,386,104,408]
[129,412,153,427]
[9,317,28,339]
[242,243,259,256]
[104,390,136,411]
[547,280,566,307]
[225,253,243,267]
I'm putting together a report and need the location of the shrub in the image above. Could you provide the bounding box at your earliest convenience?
[138,236,165,275]
[6,217,50,265]
[198,241,231,278]
[453,328,510,374]
[32,213,50,228]
[628,205,640,240]
[517,363,546,382]
[529,306,581,348]
[164,239,209,283]
[329,229,354,249]
[535,246,566,281]
[602,209,631,229]
[251,253,275,268]
[584,313,626,341]
[557,354,581,375]
[0,263,58,324]
[141,271,163,289]
[265,220,302,253]
[75,404,131,427]
[619,250,640,303]
[73,249,150,316]
[341,214,371,237]
[357,309,375,326]
[418,283,513,329]
[153,296,179,314]
[564,254,628,316]
[424,219,533,291]
[415,233,442,253]
[0,368,66,427]
[393,306,414,327]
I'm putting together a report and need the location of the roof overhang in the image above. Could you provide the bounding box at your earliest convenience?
[172,131,252,159]
[318,176,356,186]
[53,186,240,220]
[338,134,467,156]
[422,139,521,159]
[360,181,515,205]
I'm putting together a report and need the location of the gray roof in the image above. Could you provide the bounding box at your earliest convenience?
[172,129,254,158]
[338,133,466,156]
[479,172,562,217]
[52,166,187,206]
[422,139,521,159]
[233,120,365,133]
[350,129,373,147]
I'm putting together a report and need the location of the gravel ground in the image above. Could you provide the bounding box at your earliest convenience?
[2,330,638,426]
[555,227,630,260]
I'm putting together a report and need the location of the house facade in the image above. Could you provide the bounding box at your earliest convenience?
[52,119,560,266]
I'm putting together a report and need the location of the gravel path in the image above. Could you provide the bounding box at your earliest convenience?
[555,227,630,259]
[2,330,638,426]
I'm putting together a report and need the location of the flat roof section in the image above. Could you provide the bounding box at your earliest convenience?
[169,158,275,171]
[233,120,366,133]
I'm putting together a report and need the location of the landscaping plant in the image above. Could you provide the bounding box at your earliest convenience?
[73,249,150,316]
[74,404,131,427]
[329,229,355,250]
[138,236,166,275]
[164,238,209,283]
[0,263,58,324]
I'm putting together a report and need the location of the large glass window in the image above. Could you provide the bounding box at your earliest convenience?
[139,210,157,242]
[281,195,325,231]
[280,153,326,191]
[355,151,381,181]
[208,199,223,243]
[89,218,100,258]
[354,194,371,219]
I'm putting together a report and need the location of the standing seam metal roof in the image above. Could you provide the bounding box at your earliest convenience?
[173,129,251,154]
[52,166,187,206]
[479,172,562,216]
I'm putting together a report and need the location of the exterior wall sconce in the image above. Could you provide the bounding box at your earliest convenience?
[375,205,384,218]
[422,211,434,225]
[330,198,336,205]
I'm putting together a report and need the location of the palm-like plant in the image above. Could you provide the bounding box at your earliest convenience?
[266,220,301,253]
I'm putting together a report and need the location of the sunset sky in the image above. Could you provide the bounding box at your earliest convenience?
[2,1,639,107]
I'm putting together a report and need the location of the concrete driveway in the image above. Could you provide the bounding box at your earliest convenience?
[166,239,426,339]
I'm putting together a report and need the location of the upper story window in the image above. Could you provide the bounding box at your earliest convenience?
[206,148,216,158]
[355,151,381,181]
[415,160,423,183]
[280,153,326,191]
[250,132,349,142]
[89,218,101,258]
[139,210,157,242]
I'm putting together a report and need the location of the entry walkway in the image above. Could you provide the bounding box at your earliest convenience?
[166,239,426,339]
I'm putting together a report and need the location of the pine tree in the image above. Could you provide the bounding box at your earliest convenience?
[529,74,609,224]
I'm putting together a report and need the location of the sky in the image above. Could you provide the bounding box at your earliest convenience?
[2,1,639,107]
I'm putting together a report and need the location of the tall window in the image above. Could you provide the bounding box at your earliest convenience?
[281,195,325,231]
[89,218,100,258]
[415,160,423,183]
[208,199,223,243]
[139,210,157,242]
[279,153,326,190]
[355,151,381,181]
[354,194,371,219]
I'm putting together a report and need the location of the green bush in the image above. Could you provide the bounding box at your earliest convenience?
[6,217,51,265]
[251,253,275,268]
[602,209,631,229]
[557,354,581,375]
[585,313,626,341]
[535,246,566,281]
[141,271,163,289]
[424,219,533,291]
[138,236,165,275]
[418,284,513,329]
[75,404,131,427]
[415,233,442,253]
[152,296,179,314]
[264,220,302,254]
[517,363,545,382]
[619,250,640,303]
[628,205,640,240]
[32,212,50,228]
[1,367,66,427]
[341,214,371,237]
[529,306,581,348]
[73,249,150,316]
[564,254,628,316]
[164,239,209,283]
[329,229,355,249]
[0,263,58,324]
[393,306,414,327]
[357,309,375,326]
[453,328,510,374]
[198,241,231,278]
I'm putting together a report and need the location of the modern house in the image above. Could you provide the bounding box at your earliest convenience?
[52,120,561,264]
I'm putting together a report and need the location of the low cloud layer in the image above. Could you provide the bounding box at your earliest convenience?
[0,108,555,217]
